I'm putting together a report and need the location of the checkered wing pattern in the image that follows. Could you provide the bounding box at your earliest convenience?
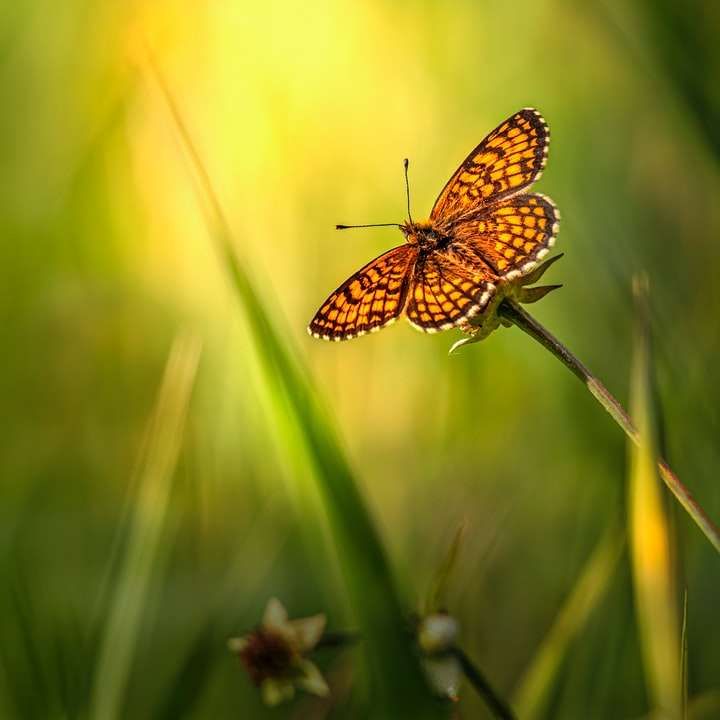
[405,253,495,332]
[308,244,417,341]
[431,108,549,225]
[445,193,559,279]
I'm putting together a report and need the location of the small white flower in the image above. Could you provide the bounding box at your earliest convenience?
[228,597,329,706]
[418,613,459,654]
[417,612,462,701]
[422,655,463,701]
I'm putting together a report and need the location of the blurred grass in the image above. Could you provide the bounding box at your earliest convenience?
[600,0,720,163]
[628,278,681,718]
[90,333,201,720]
[513,523,624,719]
[499,300,720,553]
[143,45,442,718]
[424,521,466,615]
[1,0,719,718]
[682,591,689,720]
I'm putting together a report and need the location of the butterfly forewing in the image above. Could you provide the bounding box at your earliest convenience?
[405,253,495,332]
[431,108,549,224]
[308,244,417,341]
[447,193,559,279]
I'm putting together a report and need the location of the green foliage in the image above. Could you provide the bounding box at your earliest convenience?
[628,277,682,718]
[1,1,719,718]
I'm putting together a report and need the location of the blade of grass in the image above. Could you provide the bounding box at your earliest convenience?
[681,590,689,720]
[425,521,466,615]
[142,46,442,717]
[628,276,681,718]
[89,333,201,720]
[512,523,624,719]
[498,299,720,554]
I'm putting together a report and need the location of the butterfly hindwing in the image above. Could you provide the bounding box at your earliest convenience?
[308,244,417,341]
[405,252,495,332]
[431,108,549,224]
[446,193,559,280]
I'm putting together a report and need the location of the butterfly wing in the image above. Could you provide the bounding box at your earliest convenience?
[308,244,417,341]
[445,193,560,280]
[430,108,549,225]
[405,252,495,332]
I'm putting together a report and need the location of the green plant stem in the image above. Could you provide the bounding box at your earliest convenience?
[450,647,516,720]
[498,299,720,554]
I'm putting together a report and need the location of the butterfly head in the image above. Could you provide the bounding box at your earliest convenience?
[400,220,449,252]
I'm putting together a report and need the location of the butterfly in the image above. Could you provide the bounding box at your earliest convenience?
[308,108,559,342]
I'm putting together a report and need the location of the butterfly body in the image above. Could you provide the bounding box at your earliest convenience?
[309,108,559,342]
[400,221,452,253]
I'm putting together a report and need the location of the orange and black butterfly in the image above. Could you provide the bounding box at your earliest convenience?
[308,108,559,341]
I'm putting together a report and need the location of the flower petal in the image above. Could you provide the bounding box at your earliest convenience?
[290,613,326,652]
[422,655,462,700]
[418,613,459,654]
[226,636,248,653]
[262,597,288,631]
[296,660,330,697]
[261,678,295,706]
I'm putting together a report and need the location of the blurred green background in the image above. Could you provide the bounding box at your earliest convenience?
[2,0,719,717]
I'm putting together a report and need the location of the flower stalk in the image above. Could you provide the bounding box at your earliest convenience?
[415,524,516,717]
[416,612,515,718]
[450,647,516,720]
[497,298,720,554]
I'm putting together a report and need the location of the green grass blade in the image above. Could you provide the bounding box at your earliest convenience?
[144,48,442,717]
[681,590,689,720]
[628,276,681,718]
[425,521,466,615]
[512,524,624,719]
[89,333,201,720]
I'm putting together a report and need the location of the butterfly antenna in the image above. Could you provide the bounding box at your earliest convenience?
[335,160,413,230]
[404,158,414,225]
[336,222,400,230]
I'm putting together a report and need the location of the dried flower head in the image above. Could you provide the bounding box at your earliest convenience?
[228,598,329,706]
[451,254,563,353]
